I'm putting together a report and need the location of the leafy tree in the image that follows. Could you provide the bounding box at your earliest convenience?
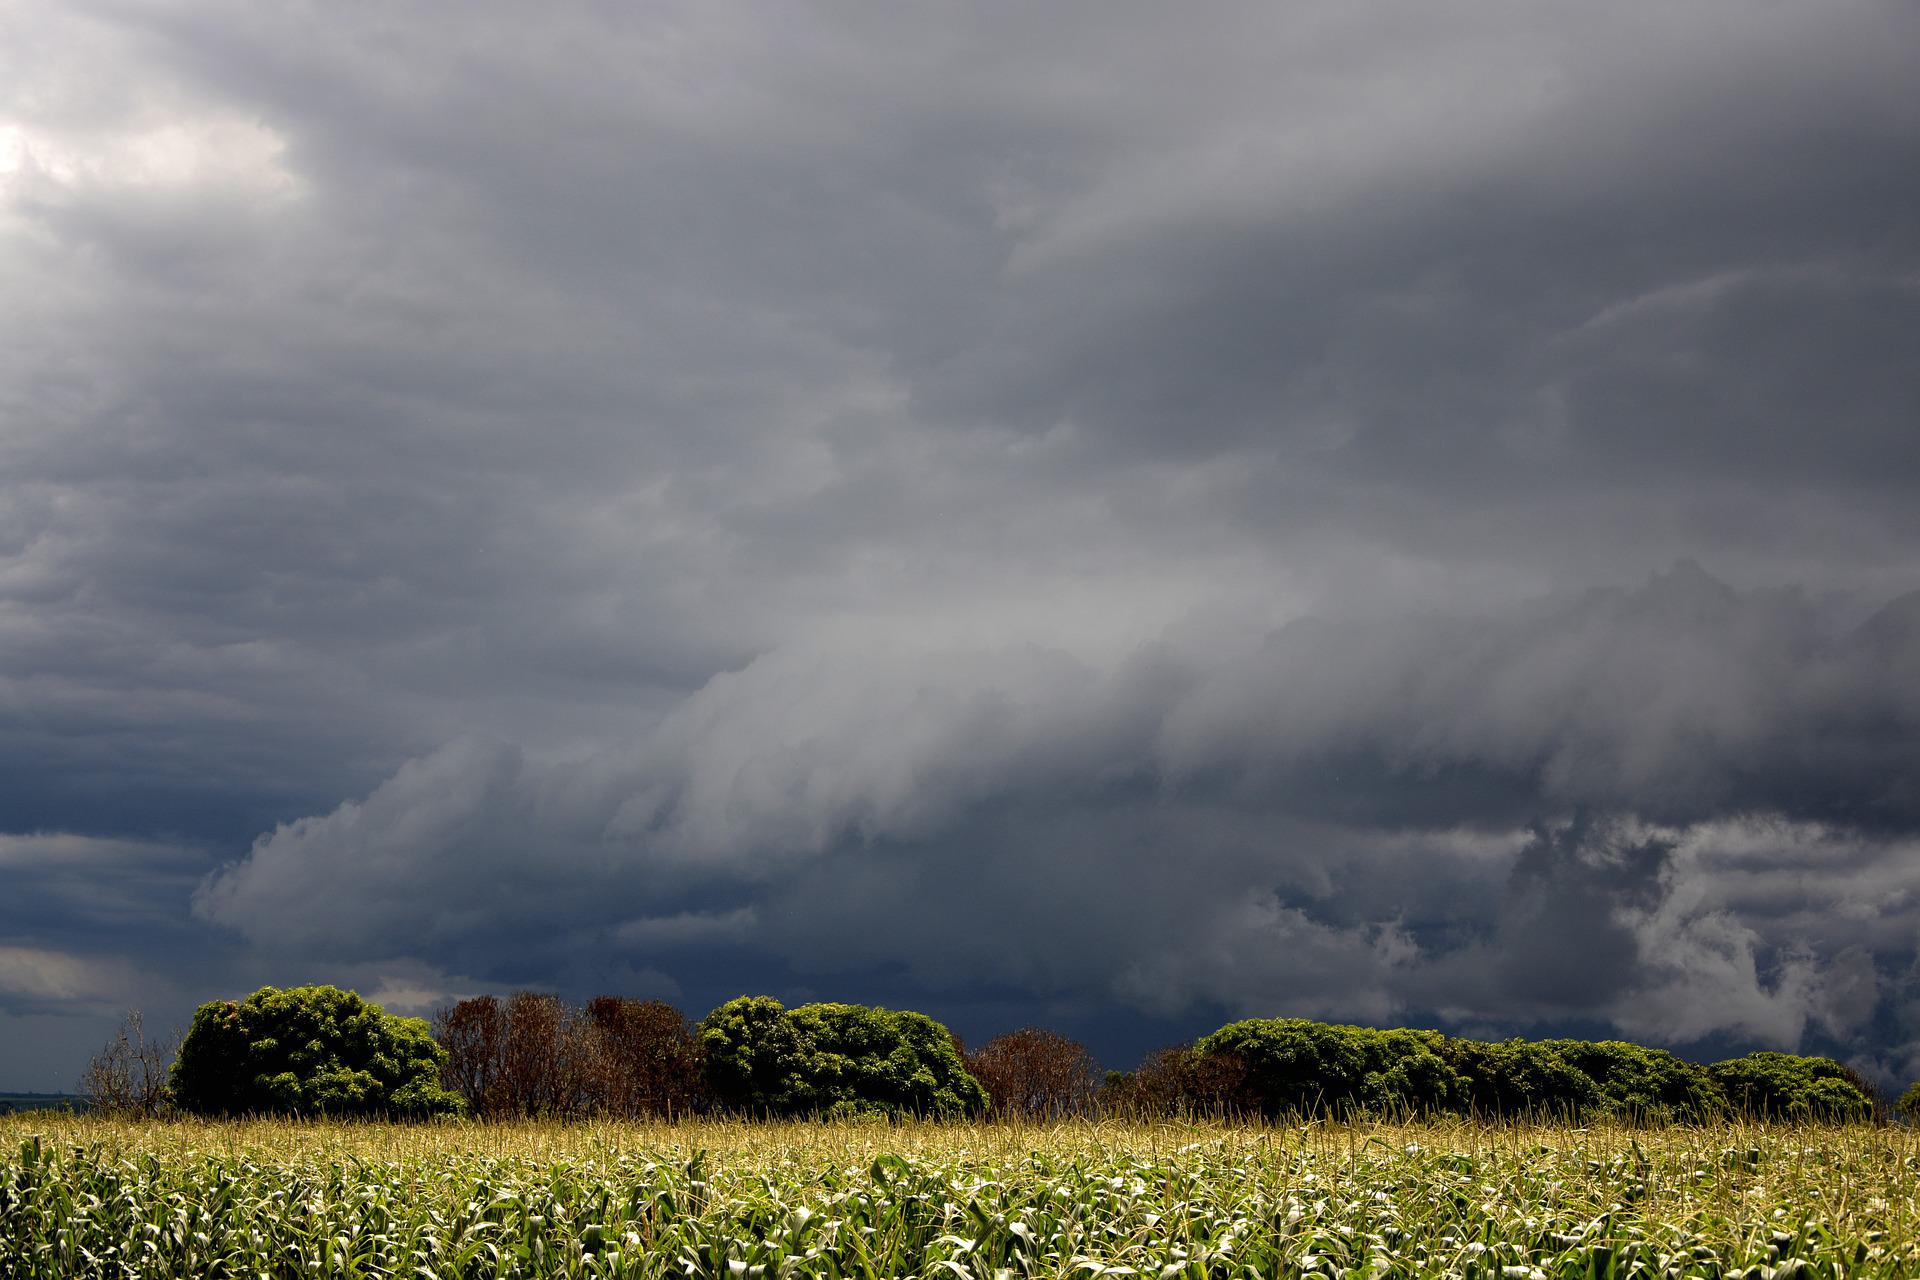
[1442,1038,1601,1118]
[1196,1019,1464,1117]
[172,985,463,1118]
[1538,1040,1725,1120]
[1360,1028,1467,1114]
[698,996,985,1118]
[1896,1081,1920,1123]
[699,996,810,1115]
[1708,1051,1873,1120]
[790,1002,987,1118]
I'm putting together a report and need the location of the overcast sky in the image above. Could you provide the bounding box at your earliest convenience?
[3,0,1918,1092]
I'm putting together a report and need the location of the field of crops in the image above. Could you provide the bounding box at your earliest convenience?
[5,1114,1919,1278]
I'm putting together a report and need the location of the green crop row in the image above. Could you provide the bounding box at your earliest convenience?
[6,1116,1920,1278]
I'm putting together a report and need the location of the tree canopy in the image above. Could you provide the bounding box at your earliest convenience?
[699,996,985,1118]
[171,985,463,1118]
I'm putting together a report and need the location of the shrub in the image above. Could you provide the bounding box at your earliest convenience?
[1897,1081,1920,1123]
[173,985,462,1118]
[965,1027,1101,1119]
[699,996,986,1118]
[1709,1052,1873,1120]
[1360,1028,1468,1115]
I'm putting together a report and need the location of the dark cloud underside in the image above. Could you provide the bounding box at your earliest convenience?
[0,0,1915,1088]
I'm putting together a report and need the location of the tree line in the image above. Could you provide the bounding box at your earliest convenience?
[84,984,1901,1122]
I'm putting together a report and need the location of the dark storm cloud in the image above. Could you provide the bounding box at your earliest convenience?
[1,1,1917,1085]
[192,568,1920,1076]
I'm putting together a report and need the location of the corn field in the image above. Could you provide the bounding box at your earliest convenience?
[5,1114,1920,1278]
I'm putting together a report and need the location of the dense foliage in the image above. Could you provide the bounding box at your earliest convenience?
[170,986,461,1118]
[1441,1038,1600,1117]
[1183,1018,1872,1120]
[8,1116,1920,1279]
[699,997,986,1118]
[1197,1020,1465,1117]
[1538,1040,1729,1119]
[1709,1051,1877,1120]
[156,980,1880,1122]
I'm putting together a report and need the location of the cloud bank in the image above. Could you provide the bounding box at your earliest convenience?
[196,567,1920,1075]
[1,0,1916,1085]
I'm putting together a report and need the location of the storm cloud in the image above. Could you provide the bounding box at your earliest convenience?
[2,0,1917,1087]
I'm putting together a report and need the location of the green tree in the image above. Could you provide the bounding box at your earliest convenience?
[1708,1051,1873,1121]
[1896,1081,1920,1123]
[1442,1038,1601,1118]
[698,996,985,1118]
[172,985,463,1118]
[1195,1019,1464,1117]
[698,996,810,1115]
[789,1002,986,1118]
[1538,1040,1726,1120]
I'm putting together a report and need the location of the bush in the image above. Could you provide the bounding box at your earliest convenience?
[173,985,463,1118]
[1361,1028,1468,1115]
[1897,1081,1920,1123]
[1709,1052,1873,1120]
[698,996,986,1118]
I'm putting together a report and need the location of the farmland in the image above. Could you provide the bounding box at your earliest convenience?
[6,1114,1919,1278]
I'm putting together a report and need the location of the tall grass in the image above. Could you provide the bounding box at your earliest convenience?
[6,1112,1918,1277]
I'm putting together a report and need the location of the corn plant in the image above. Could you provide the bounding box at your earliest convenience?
[5,1114,1919,1278]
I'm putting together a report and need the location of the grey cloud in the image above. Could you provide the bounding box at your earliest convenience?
[2,2,1917,1083]
[195,569,1920,1074]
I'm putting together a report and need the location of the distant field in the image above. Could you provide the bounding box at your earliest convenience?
[0,1094,84,1116]
[4,1114,1917,1278]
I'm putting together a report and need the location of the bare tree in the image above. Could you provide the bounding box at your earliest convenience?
[495,991,568,1117]
[1097,1042,1252,1118]
[585,997,704,1117]
[966,1027,1101,1119]
[435,990,710,1119]
[435,995,505,1115]
[78,1010,175,1117]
